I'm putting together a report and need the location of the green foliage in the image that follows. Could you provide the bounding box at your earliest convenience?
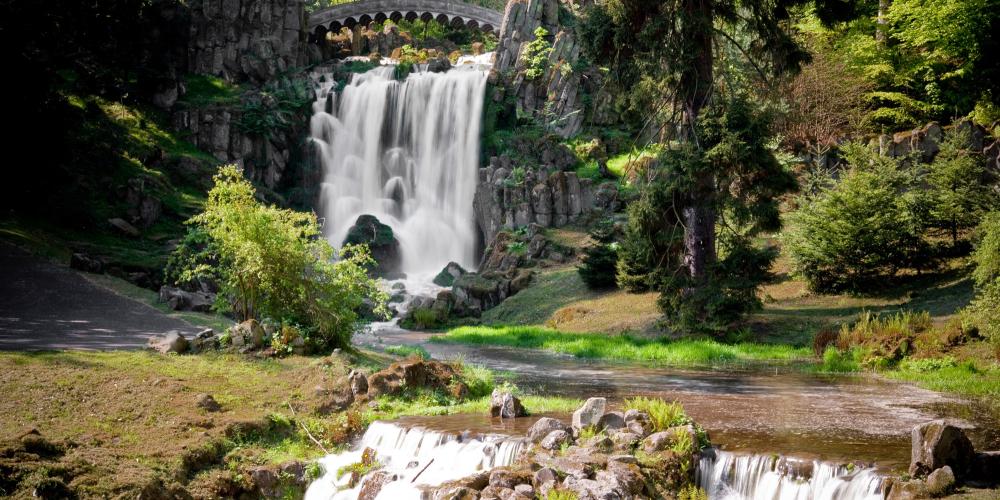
[337,448,381,487]
[623,397,689,432]
[819,347,862,372]
[164,225,220,291]
[546,489,580,500]
[679,485,709,500]
[384,344,430,360]
[175,165,388,350]
[522,28,553,80]
[783,143,930,293]
[179,74,240,107]
[237,77,313,139]
[964,212,1000,351]
[928,128,998,244]
[578,219,619,289]
[411,308,440,329]
[617,97,796,333]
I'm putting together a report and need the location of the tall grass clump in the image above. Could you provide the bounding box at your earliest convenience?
[623,397,690,432]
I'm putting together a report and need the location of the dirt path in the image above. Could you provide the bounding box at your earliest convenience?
[0,243,200,350]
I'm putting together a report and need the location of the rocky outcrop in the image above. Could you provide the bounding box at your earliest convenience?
[343,214,401,277]
[171,105,301,189]
[365,359,468,400]
[159,286,215,312]
[187,0,307,84]
[909,419,975,478]
[877,120,999,170]
[474,160,610,244]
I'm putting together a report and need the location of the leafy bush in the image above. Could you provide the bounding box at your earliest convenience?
[173,165,387,350]
[964,212,1000,355]
[783,143,930,293]
[237,77,313,139]
[578,219,619,289]
[522,28,553,80]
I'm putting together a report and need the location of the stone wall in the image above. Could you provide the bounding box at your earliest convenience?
[880,120,1000,171]
[187,0,307,83]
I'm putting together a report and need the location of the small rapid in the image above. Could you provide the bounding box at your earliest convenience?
[698,450,887,500]
[304,421,525,500]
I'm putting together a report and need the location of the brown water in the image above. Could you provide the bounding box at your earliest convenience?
[359,327,999,472]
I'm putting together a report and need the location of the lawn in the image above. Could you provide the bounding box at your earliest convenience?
[434,325,812,367]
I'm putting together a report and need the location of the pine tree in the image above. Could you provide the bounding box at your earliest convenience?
[578,219,620,289]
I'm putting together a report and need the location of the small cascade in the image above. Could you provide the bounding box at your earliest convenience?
[305,421,525,500]
[697,450,887,500]
[309,57,491,281]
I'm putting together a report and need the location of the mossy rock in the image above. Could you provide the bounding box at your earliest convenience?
[343,214,400,277]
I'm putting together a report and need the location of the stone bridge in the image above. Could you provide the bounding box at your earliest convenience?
[308,0,503,37]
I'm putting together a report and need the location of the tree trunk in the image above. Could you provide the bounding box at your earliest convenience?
[876,0,890,46]
[680,0,716,283]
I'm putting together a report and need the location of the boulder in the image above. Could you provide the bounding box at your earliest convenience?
[609,430,641,451]
[597,411,625,432]
[572,397,606,431]
[489,389,527,418]
[366,359,459,399]
[540,430,572,451]
[513,483,534,499]
[108,217,140,237]
[527,417,570,443]
[158,286,215,313]
[432,486,478,500]
[230,319,266,349]
[196,393,221,412]
[533,467,558,488]
[358,470,393,500]
[624,409,652,437]
[348,370,369,397]
[433,262,468,287]
[343,214,401,277]
[887,480,930,500]
[909,420,976,477]
[189,328,219,353]
[426,56,452,73]
[147,331,189,354]
[925,466,955,496]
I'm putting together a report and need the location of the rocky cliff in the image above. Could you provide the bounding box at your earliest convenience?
[187,0,308,84]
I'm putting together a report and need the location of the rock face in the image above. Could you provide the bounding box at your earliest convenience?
[343,214,401,277]
[474,161,607,244]
[909,420,976,477]
[187,0,306,83]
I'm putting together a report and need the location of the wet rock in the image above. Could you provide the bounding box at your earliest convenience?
[597,411,625,432]
[348,370,369,397]
[540,430,572,451]
[925,466,955,496]
[527,417,569,443]
[147,331,189,354]
[970,451,1000,485]
[343,214,401,277]
[358,470,393,500]
[434,262,468,287]
[196,393,221,412]
[888,479,930,500]
[426,56,452,73]
[910,420,975,477]
[489,390,527,418]
[572,397,606,431]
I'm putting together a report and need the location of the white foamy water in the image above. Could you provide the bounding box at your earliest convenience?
[698,450,887,500]
[305,421,525,500]
[309,57,491,281]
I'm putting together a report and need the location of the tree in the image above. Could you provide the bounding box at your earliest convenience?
[579,0,852,331]
[783,144,929,293]
[964,212,1000,355]
[578,219,620,289]
[928,128,997,245]
[174,165,387,350]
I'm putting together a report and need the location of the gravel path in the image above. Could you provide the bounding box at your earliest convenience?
[0,243,200,350]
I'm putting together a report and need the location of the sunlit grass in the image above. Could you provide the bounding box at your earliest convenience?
[434,325,812,366]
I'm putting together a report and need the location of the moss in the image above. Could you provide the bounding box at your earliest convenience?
[179,74,241,107]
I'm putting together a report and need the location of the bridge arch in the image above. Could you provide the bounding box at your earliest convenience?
[308,0,503,37]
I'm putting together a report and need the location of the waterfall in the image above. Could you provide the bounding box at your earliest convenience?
[697,450,887,500]
[305,421,525,500]
[309,59,491,279]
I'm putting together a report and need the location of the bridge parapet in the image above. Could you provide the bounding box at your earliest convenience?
[308,0,503,35]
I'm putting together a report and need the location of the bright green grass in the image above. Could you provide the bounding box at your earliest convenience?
[383,344,431,360]
[179,74,241,107]
[434,325,812,366]
[606,145,662,178]
[886,360,1000,409]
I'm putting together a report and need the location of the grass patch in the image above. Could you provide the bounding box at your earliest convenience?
[482,268,602,326]
[606,145,662,178]
[179,74,241,107]
[886,359,1000,409]
[434,325,812,367]
[383,344,431,360]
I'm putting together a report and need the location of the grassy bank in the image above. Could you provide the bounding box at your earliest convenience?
[434,325,812,366]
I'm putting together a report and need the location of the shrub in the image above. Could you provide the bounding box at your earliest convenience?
[819,346,861,373]
[623,397,689,432]
[783,143,929,293]
[578,219,619,289]
[522,27,553,80]
[173,165,387,350]
[927,128,997,245]
[812,327,840,357]
[963,212,1000,355]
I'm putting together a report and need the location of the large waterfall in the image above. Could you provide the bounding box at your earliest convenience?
[304,421,525,500]
[309,59,490,278]
[698,450,887,500]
